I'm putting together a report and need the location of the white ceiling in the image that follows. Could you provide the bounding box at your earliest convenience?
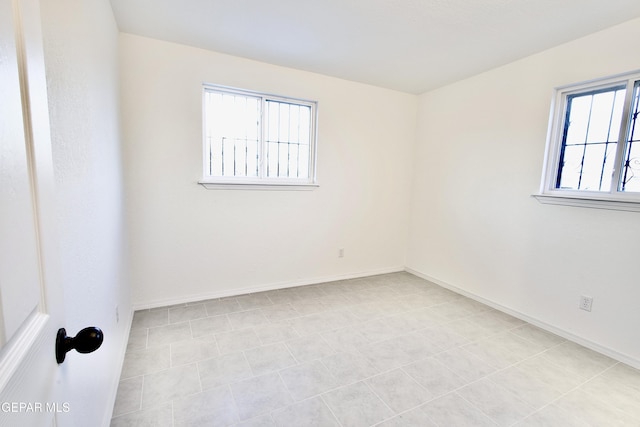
[109,0,640,94]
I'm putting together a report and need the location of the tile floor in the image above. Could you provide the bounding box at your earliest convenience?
[110,272,640,426]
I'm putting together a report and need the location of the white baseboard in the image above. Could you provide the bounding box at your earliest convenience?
[132,266,405,311]
[405,267,640,370]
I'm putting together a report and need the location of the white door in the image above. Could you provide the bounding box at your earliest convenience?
[0,0,68,425]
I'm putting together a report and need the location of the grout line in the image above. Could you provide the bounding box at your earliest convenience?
[114,272,638,426]
[362,379,397,417]
[319,393,345,427]
[454,389,504,426]
[194,361,203,394]
[138,375,145,414]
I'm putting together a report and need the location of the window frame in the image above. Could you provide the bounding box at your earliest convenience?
[199,84,319,190]
[535,70,640,212]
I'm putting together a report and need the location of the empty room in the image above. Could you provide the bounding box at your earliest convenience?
[1,0,640,426]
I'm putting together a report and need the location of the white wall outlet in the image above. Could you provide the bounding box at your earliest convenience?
[579,295,593,312]
[338,248,344,258]
[115,305,120,323]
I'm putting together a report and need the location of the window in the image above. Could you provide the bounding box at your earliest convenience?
[536,70,640,211]
[199,84,318,189]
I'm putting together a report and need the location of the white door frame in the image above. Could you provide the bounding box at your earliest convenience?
[0,0,68,425]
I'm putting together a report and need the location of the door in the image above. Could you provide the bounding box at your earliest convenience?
[0,0,67,425]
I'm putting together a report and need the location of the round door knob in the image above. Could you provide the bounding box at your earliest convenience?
[56,327,104,364]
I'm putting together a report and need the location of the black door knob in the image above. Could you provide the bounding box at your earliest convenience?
[56,327,104,364]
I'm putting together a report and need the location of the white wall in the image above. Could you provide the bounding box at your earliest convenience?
[40,0,130,425]
[407,17,640,367]
[119,34,416,307]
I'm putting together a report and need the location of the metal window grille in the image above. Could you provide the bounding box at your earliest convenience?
[620,81,640,192]
[265,100,311,179]
[203,85,316,183]
[555,85,626,191]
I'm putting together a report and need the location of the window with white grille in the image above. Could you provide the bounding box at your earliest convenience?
[200,84,317,188]
[536,70,640,211]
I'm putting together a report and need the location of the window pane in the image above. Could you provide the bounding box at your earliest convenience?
[289,106,300,143]
[265,100,312,179]
[267,141,279,177]
[556,86,625,191]
[557,145,583,189]
[620,82,640,192]
[564,96,590,145]
[587,91,621,143]
[299,106,311,145]
[204,91,260,178]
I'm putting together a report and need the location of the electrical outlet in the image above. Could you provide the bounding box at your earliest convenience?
[338,248,344,258]
[115,305,120,323]
[579,295,593,312]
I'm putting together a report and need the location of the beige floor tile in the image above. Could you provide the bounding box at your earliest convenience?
[125,328,148,352]
[402,358,466,397]
[515,404,585,427]
[205,298,242,316]
[285,334,336,363]
[173,385,238,426]
[456,379,535,426]
[541,340,618,378]
[432,347,497,382]
[244,342,297,376]
[279,360,341,401]
[417,325,470,350]
[112,273,636,427]
[230,372,293,420]
[259,303,300,321]
[488,366,562,410]
[365,369,432,413]
[382,331,441,361]
[510,323,566,349]
[376,406,437,426]
[321,351,380,385]
[191,314,232,337]
[555,388,640,426]
[254,322,300,345]
[227,309,269,330]
[236,414,276,426]
[357,340,415,371]
[322,381,394,427]
[198,352,253,390]
[112,376,143,417]
[169,304,207,324]
[462,338,522,370]
[110,403,172,427]
[581,375,640,419]
[421,393,497,427]
[120,345,170,379]
[141,363,201,408]
[516,355,586,393]
[170,336,219,366]
[147,321,192,347]
[215,328,260,354]
[237,293,274,310]
[601,362,640,391]
[321,326,370,353]
[131,309,168,330]
[272,397,339,427]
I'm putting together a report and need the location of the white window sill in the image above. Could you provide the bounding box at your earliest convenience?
[532,194,640,212]
[199,180,319,191]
